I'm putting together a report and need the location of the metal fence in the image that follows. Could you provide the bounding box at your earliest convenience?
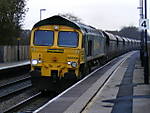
[0,46,29,62]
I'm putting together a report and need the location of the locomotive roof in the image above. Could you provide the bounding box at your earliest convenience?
[33,15,80,29]
[33,15,99,34]
[103,31,117,41]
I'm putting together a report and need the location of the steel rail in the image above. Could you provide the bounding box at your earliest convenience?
[3,92,42,113]
[0,75,31,88]
[0,76,32,99]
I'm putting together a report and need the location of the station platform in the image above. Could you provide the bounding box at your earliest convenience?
[34,51,150,113]
[0,60,30,70]
[82,52,150,113]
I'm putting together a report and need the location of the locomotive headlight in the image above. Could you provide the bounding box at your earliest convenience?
[71,62,78,68]
[31,59,42,65]
[31,59,38,65]
[67,61,78,68]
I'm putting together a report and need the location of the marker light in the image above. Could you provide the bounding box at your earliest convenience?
[54,26,59,30]
[67,61,71,65]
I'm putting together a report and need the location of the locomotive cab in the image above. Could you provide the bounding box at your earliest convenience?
[31,26,83,75]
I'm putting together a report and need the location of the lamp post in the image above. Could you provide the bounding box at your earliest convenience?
[143,0,149,84]
[138,0,144,66]
[40,9,46,20]
[138,0,149,84]
[17,38,21,61]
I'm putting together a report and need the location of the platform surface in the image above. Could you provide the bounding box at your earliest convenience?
[81,51,150,113]
[0,60,30,70]
[34,51,150,113]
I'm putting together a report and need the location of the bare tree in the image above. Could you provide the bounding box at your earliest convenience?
[58,13,82,23]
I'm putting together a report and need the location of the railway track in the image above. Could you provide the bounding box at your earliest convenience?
[0,73,57,113]
[3,92,42,113]
[0,74,31,88]
[0,75,32,99]
[0,73,38,113]
[3,92,57,113]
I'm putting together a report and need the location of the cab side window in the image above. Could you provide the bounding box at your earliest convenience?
[88,40,92,56]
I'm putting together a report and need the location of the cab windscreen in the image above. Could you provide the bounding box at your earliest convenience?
[34,30,54,46]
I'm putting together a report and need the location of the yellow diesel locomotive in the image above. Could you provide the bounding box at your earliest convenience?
[30,15,106,91]
[30,15,140,91]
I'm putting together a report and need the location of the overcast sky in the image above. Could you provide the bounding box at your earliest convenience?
[23,0,150,31]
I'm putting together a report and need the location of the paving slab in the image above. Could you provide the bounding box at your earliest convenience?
[133,58,150,113]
